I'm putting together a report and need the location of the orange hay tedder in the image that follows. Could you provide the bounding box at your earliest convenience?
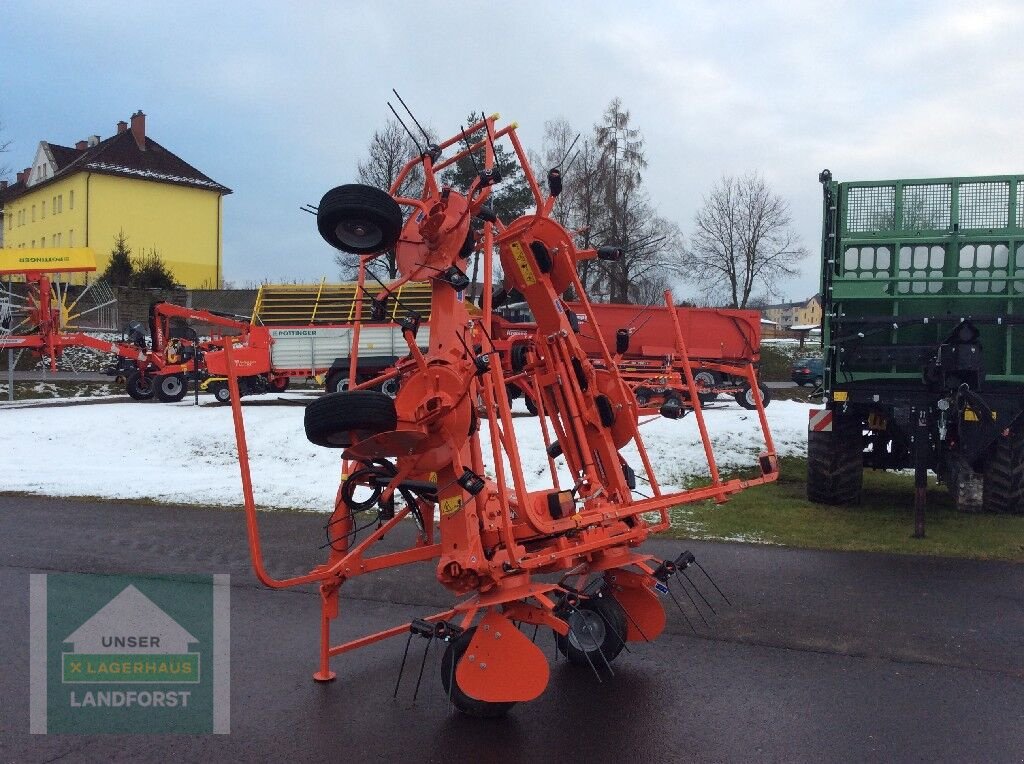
[225,110,778,716]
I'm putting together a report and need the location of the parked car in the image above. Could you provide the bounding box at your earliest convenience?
[791,357,824,387]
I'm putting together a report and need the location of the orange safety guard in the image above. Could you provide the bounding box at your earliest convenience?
[455,611,550,703]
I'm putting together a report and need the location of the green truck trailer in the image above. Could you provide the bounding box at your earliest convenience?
[808,170,1024,531]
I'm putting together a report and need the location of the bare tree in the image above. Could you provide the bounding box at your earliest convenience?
[0,120,10,179]
[683,172,806,308]
[335,120,423,282]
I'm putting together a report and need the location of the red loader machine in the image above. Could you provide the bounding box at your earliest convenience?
[0,247,265,403]
[225,111,779,716]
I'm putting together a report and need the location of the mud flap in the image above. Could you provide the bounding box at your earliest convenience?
[455,611,550,703]
[604,568,666,642]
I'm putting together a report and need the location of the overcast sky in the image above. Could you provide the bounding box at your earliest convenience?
[4,1,1022,302]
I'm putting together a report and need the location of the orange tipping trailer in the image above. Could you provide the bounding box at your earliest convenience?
[225,112,778,716]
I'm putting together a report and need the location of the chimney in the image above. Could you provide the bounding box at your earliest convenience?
[17,168,30,184]
[75,140,87,150]
[87,135,100,147]
[130,110,146,150]
[0,180,8,190]
[117,120,128,134]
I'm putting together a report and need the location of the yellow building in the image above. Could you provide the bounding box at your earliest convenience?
[762,294,822,328]
[0,111,231,287]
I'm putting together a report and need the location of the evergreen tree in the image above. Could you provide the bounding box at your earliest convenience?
[131,248,178,290]
[102,230,135,286]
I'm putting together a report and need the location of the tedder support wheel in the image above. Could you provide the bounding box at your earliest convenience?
[155,374,188,403]
[316,184,403,254]
[440,627,516,718]
[982,434,1024,514]
[304,390,398,448]
[125,371,155,401]
[734,383,771,409]
[806,415,863,505]
[270,377,289,392]
[555,596,628,667]
[523,395,539,416]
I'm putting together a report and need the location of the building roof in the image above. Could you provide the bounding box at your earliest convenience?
[0,125,231,205]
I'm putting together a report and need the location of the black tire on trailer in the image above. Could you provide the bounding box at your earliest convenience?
[734,383,771,409]
[982,434,1024,514]
[693,370,718,405]
[440,628,516,718]
[304,390,397,448]
[209,381,232,405]
[270,376,289,392]
[806,414,863,505]
[155,374,188,403]
[555,596,628,667]
[325,372,350,394]
[380,377,400,398]
[523,395,539,416]
[316,184,403,254]
[125,371,155,401]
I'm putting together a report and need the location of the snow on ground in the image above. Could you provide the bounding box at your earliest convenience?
[1,394,813,511]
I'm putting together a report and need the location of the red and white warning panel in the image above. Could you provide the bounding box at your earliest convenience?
[808,409,833,432]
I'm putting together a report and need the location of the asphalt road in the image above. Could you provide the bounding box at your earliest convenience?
[1,495,1021,762]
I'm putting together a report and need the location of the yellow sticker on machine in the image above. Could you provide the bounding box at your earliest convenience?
[508,241,537,286]
[963,407,995,422]
[440,495,463,516]
[0,247,97,275]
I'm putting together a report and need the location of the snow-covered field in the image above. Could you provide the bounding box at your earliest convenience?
[1,394,812,511]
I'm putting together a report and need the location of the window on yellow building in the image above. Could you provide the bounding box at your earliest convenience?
[55,233,62,246]
[69,190,74,210]
[42,201,47,218]
[58,195,63,213]
[41,236,46,247]
[32,205,37,222]
[69,229,74,246]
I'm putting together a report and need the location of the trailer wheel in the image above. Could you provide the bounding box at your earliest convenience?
[380,377,400,398]
[125,371,155,400]
[694,370,718,405]
[947,457,984,513]
[523,395,539,416]
[325,373,350,394]
[304,390,398,448]
[316,184,403,254]
[208,382,232,405]
[270,377,289,392]
[982,434,1024,514]
[807,416,863,505]
[735,384,771,409]
[155,374,188,403]
[440,628,516,718]
[556,596,628,667]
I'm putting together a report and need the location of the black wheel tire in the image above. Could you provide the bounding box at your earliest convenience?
[304,390,398,448]
[440,628,516,718]
[523,395,539,416]
[380,377,400,398]
[735,384,771,409]
[325,373,351,394]
[125,371,155,400]
[555,596,628,667]
[270,377,289,392]
[634,386,654,407]
[510,343,530,373]
[982,434,1024,514]
[806,415,863,505]
[155,374,188,403]
[209,382,232,405]
[505,383,522,402]
[316,184,403,254]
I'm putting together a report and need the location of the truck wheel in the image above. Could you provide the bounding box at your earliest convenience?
[270,377,289,392]
[807,416,863,504]
[125,371,155,400]
[316,184,403,254]
[693,370,718,405]
[155,374,188,403]
[304,390,398,448]
[380,377,400,398]
[982,434,1024,514]
[735,384,771,409]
